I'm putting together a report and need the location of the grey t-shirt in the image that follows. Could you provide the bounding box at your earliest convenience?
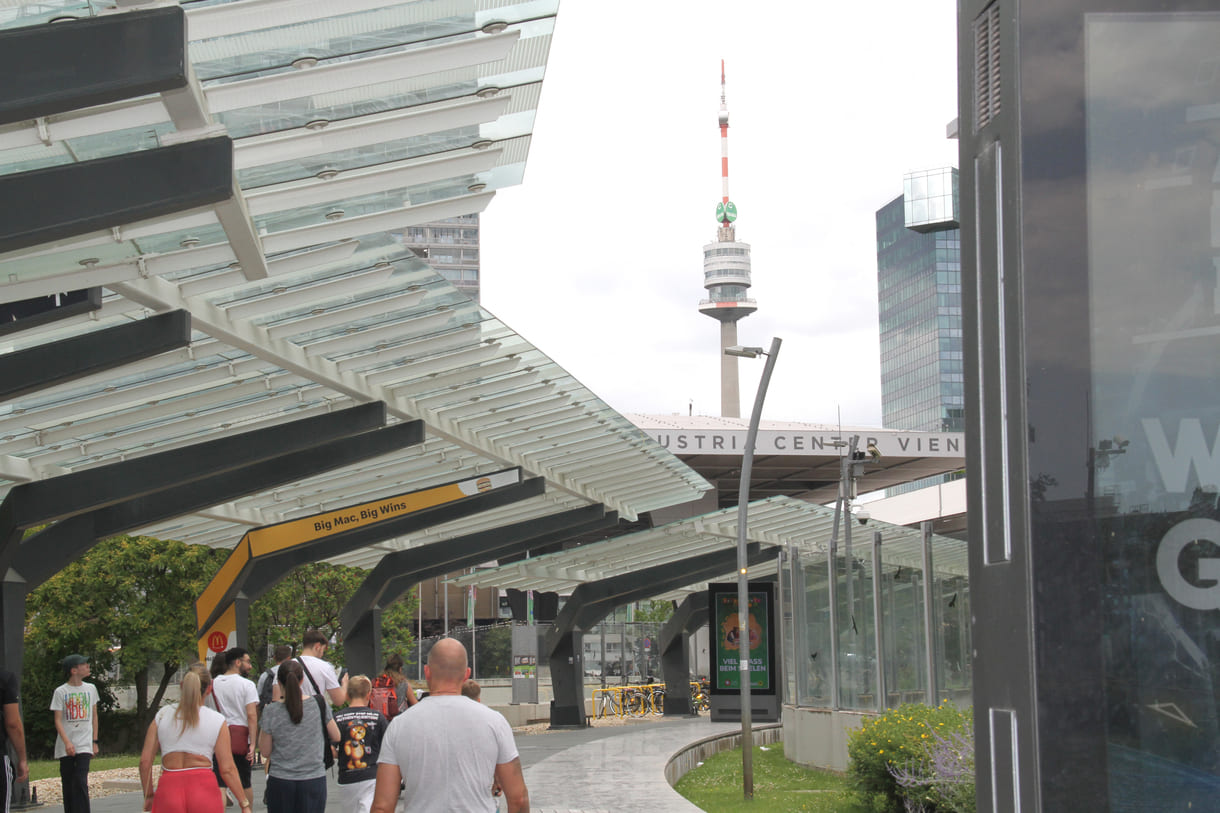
[380,695,518,812]
[260,699,332,780]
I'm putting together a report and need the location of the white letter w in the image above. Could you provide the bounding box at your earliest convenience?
[1143,418,1220,493]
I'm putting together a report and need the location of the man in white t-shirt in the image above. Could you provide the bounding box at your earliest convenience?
[211,647,260,808]
[296,629,348,706]
[370,638,528,813]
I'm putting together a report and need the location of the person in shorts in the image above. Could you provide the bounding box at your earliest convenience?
[333,676,389,813]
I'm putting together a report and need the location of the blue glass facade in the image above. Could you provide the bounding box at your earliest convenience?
[876,170,963,434]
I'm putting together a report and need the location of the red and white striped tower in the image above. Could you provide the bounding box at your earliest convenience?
[720,59,731,213]
[699,61,756,418]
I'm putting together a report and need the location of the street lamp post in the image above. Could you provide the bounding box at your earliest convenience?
[726,336,781,800]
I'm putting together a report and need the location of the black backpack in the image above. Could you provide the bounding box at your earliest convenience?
[256,667,276,714]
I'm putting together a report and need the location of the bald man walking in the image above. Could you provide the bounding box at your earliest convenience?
[371,638,528,813]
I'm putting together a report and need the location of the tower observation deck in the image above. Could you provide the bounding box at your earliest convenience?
[699,61,756,418]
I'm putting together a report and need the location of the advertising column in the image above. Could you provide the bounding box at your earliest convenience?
[707,581,778,722]
[511,623,538,705]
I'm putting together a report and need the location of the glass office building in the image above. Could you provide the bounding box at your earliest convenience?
[876,168,963,435]
[398,214,482,301]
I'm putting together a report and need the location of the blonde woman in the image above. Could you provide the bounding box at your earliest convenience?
[139,662,248,812]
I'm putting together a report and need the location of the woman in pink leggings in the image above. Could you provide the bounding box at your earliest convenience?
[138,662,248,812]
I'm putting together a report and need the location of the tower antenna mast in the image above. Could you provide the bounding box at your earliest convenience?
[720,59,731,213]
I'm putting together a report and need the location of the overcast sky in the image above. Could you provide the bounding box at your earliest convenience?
[480,1,960,426]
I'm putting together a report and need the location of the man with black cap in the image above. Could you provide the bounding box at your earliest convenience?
[50,654,98,813]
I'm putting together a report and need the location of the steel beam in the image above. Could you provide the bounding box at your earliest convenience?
[0,310,191,403]
[0,136,232,253]
[10,420,424,585]
[0,401,389,544]
[204,477,545,670]
[0,288,102,336]
[238,477,547,603]
[0,7,187,125]
[545,543,772,727]
[341,504,612,674]
[659,592,709,716]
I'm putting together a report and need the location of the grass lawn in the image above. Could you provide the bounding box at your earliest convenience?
[674,742,870,813]
[29,754,140,782]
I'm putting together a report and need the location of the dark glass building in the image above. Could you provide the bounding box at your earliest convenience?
[876,168,964,434]
[960,1,1220,810]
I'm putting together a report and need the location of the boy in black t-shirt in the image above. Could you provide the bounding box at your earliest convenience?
[333,675,389,813]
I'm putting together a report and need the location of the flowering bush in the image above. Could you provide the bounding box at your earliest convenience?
[890,726,975,813]
[846,701,973,813]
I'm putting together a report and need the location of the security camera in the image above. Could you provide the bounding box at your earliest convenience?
[856,509,871,526]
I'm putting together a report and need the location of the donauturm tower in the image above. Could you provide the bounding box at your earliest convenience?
[699,61,756,418]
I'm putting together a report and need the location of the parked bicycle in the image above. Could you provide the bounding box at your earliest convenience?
[646,683,665,714]
[594,686,624,718]
[622,682,665,716]
[593,683,667,718]
[622,684,648,716]
[690,678,710,713]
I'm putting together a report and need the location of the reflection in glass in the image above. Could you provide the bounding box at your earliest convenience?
[797,554,832,707]
[880,558,927,706]
[780,547,796,705]
[1086,14,1220,808]
[836,544,878,711]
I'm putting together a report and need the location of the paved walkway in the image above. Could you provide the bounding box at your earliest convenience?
[33,717,738,812]
[526,717,739,813]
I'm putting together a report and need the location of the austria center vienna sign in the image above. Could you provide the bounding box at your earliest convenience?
[647,429,963,456]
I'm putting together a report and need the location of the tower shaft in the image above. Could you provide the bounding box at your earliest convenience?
[719,320,741,418]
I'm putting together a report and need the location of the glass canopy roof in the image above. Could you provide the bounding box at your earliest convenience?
[0,0,711,566]
[448,496,968,598]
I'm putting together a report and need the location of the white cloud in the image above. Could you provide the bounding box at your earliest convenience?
[481,0,959,426]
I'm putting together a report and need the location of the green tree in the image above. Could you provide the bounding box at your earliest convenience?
[247,562,363,669]
[246,563,418,673]
[473,624,513,678]
[634,600,676,624]
[24,535,227,751]
[380,586,420,668]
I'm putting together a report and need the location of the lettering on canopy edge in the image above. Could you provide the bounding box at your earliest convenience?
[649,430,963,456]
[247,468,521,557]
[195,469,523,634]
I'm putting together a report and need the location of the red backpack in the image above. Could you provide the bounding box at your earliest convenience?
[369,674,399,719]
